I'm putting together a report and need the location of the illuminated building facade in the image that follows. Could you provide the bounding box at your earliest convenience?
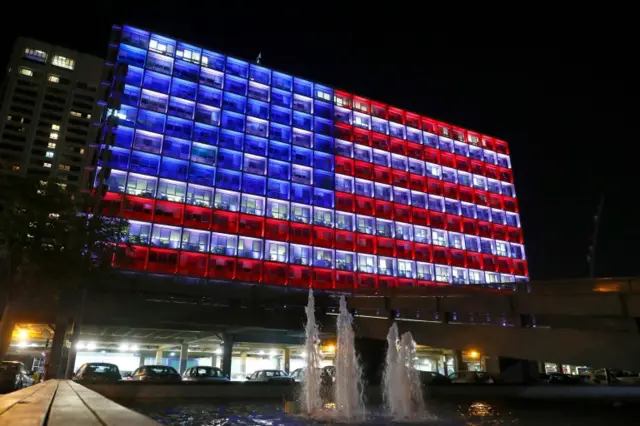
[90,24,528,289]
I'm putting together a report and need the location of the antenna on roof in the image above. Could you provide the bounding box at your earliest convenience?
[256,52,262,65]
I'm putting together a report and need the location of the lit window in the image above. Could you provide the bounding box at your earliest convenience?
[87,114,91,119]
[176,48,200,64]
[43,162,52,168]
[19,68,33,77]
[59,164,70,171]
[316,90,331,101]
[24,48,47,63]
[70,111,81,117]
[79,148,84,154]
[45,151,54,158]
[47,142,56,149]
[51,124,60,130]
[11,165,20,172]
[48,75,59,83]
[52,55,75,70]
[149,39,174,55]
[201,56,209,67]
[49,132,59,140]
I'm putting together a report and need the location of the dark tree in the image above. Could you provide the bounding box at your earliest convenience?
[0,177,128,359]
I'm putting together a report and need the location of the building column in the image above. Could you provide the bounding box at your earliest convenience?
[0,305,16,361]
[139,352,146,367]
[48,316,68,380]
[179,342,189,374]
[240,351,247,375]
[484,356,501,375]
[155,348,163,365]
[221,338,234,377]
[555,363,563,373]
[64,322,82,378]
[211,354,218,369]
[283,348,291,373]
[454,350,466,372]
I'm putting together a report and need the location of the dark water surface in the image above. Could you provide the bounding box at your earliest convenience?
[126,399,640,425]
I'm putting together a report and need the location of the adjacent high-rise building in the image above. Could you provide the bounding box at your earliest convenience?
[89,24,528,289]
[0,38,103,189]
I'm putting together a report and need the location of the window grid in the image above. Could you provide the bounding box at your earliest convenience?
[98,25,527,288]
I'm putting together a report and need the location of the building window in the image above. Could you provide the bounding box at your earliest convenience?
[24,48,47,63]
[47,142,56,149]
[335,251,355,271]
[237,237,262,259]
[51,124,60,131]
[177,48,200,64]
[49,132,59,140]
[48,75,60,83]
[70,111,82,117]
[316,90,331,101]
[19,68,33,77]
[265,240,287,262]
[45,151,54,158]
[211,233,237,256]
[11,165,20,172]
[59,164,70,171]
[43,162,52,168]
[290,244,311,265]
[52,55,75,70]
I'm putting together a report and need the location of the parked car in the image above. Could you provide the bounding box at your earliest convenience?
[0,361,34,392]
[182,366,229,382]
[547,372,586,385]
[419,371,451,385]
[448,371,495,384]
[289,367,329,383]
[128,365,181,382]
[590,369,640,385]
[246,369,294,384]
[72,363,121,383]
[289,368,305,383]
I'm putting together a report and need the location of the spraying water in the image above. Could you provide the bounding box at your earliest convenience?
[301,289,323,415]
[334,295,365,421]
[382,322,427,420]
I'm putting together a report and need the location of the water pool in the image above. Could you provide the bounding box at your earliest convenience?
[127,399,640,425]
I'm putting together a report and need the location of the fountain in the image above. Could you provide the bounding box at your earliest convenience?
[382,323,427,421]
[300,289,323,415]
[334,295,366,421]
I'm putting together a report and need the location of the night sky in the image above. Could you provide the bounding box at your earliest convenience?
[1,9,634,280]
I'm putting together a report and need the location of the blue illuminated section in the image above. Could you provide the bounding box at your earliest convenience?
[98,24,528,288]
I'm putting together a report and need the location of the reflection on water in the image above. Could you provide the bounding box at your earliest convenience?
[128,400,640,426]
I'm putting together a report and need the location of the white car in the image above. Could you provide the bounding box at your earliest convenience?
[182,366,229,382]
[246,369,293,383]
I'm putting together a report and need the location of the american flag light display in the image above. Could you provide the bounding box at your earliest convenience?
[92,25,528,289]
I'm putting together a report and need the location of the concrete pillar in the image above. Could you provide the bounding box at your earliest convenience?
[211,354,218,369]
[283,348,291,373]
[48,317,68,380]
[139,353,146,367]
[0,305,16,361]
[484,356,501,375]
[454,350,466,372]
[555,363,563,373]
[179,342,189,374]
[240,351,247,374]
[155,348,163,365]
[221,338,234,377]
[538,361,546,374]
[64,326,81,378]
